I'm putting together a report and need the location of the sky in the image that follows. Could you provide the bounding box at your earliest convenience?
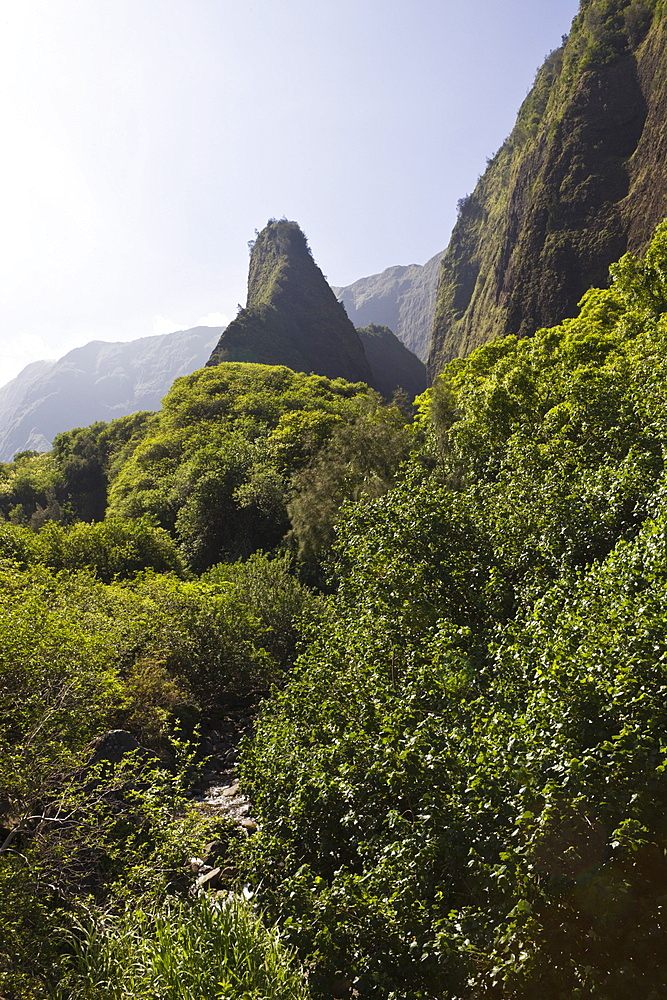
[0,0,581,388]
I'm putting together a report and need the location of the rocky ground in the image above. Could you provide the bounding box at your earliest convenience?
[193,713,258,833]
[188,709,260,892]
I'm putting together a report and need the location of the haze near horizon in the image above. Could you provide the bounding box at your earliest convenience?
[0,0,580,388]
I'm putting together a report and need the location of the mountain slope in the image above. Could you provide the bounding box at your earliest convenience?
[207,220,373,385]
[0,326,222,462]
[332,250,444,362]
[429,0,667,377]
[356,324,427,400]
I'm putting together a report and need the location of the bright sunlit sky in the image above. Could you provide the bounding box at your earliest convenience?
[0,0,581,388]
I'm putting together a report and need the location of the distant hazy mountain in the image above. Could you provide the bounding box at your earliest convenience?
[0,326,222,462]
[332,250,444,363]
[208,220,373,385]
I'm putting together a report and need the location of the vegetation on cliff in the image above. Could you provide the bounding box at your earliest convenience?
[207,221,372,386]
[429,0,667,375]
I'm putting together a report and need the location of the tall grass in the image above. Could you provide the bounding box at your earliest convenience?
[58,894,310,1000]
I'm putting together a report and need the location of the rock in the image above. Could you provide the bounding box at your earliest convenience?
[357,324,427,401]
[204,839,228,862]
[189,857,211,874]
[330,970,354,996]
[196,867,222,890]
[86,730,142,766]
[221,781,240,798]
[207,757,228,770]
[239,818,258,833]
[81,729,161,789]
[207,220,372,385]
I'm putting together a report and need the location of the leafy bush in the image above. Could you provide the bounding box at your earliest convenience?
[0,740,232,997]
[237,220,667,998]
[52,412,155,522]
[118,572,279,711]
[287,402,415,578]
[205,551,320,669]
[107,363,398,571]
[0,517,184,582]
[0,451,65,525]
[36,518,185,581]
[0,564,123,808]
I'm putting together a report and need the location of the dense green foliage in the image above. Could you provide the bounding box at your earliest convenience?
[0,412,154,527]
[0,549,311,996]
[239,221,667,997]
[107,362,410,572]
[52,412,156,521]
[0,517,184,581]
[567,0,658,70]
[8,219,667,995]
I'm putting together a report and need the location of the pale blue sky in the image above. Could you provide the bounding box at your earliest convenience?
[0,0,580,386]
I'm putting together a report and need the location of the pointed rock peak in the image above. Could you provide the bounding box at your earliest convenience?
[246,219,314,306]
[207,220,372,385]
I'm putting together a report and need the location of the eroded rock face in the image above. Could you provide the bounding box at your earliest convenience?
[428,1,667,378]
[207,221,372,386]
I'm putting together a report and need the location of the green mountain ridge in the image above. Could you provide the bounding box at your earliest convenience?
[429,0,667,377]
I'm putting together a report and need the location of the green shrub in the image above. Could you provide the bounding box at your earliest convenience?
[237,220,667,998]
[59,894,310,1000]
[118,572,279,710]
[107,363,397,571]
[0,518,185,582]
[205,551,320,669]
[35,518,185,581]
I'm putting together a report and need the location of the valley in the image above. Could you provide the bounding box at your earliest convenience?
[2,2,667,998]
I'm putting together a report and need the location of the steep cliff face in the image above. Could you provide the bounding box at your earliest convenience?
[332,250,444,362]
[207,221,373,385]
[429,0,667,378]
